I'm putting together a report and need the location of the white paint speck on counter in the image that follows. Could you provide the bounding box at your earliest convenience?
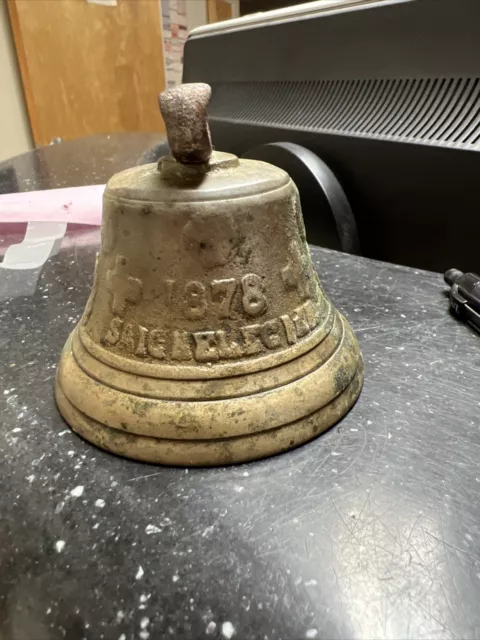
[95,499,105,508]
[221,621,235,638]
[145,524,161,535]
[233,485,244,493]
[139,632,150,640]
[306,630,318,639]
[172,574,180,583]
[55,540,65,553]
[206,621,217,635]
[26,474,35,483]
[140,617,150,629]
[118,635,126,640]
[70,485,84,498]
[136,565,144,580]
[116,611,124,623]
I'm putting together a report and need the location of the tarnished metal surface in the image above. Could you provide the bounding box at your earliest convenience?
[55,83,363,465]
[159,83,212,165]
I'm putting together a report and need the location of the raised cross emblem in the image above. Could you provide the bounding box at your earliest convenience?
[282,241,309,299]
[106,255,143,317]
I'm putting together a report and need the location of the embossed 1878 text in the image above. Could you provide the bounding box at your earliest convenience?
[164,274,267,320]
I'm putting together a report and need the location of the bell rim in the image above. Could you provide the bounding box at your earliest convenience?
[55,363,363,467]
[57,315,363,441]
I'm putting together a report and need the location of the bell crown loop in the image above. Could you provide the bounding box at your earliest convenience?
[159,83,213,166]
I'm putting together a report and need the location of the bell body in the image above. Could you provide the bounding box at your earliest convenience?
[56,152,363,465]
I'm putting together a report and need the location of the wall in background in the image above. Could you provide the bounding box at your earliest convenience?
[186,0,208,31]
[206,0,239,24]
[9,0,169,146]
[0,0,32,162]
[0,0,215,162]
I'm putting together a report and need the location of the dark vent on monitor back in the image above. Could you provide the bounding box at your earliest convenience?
[209,79,480,148]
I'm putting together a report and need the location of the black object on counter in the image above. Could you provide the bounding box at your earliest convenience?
[445,268,480,334]
[243,142,360,255]
[184,0,480,273]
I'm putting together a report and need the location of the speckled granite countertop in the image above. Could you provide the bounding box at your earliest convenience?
[1,237,479,640]
[0,136,479,640]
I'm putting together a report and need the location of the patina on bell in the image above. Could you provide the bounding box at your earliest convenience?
[55,83,363,466]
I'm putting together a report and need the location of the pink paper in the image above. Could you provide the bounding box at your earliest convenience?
[0,184,105,226]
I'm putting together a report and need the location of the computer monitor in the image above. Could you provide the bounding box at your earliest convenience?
[183,0,480,272]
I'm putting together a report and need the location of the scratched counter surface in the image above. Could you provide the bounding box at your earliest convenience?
[1,236,480,640]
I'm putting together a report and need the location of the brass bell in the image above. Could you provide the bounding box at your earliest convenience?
[55,83,363,466]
